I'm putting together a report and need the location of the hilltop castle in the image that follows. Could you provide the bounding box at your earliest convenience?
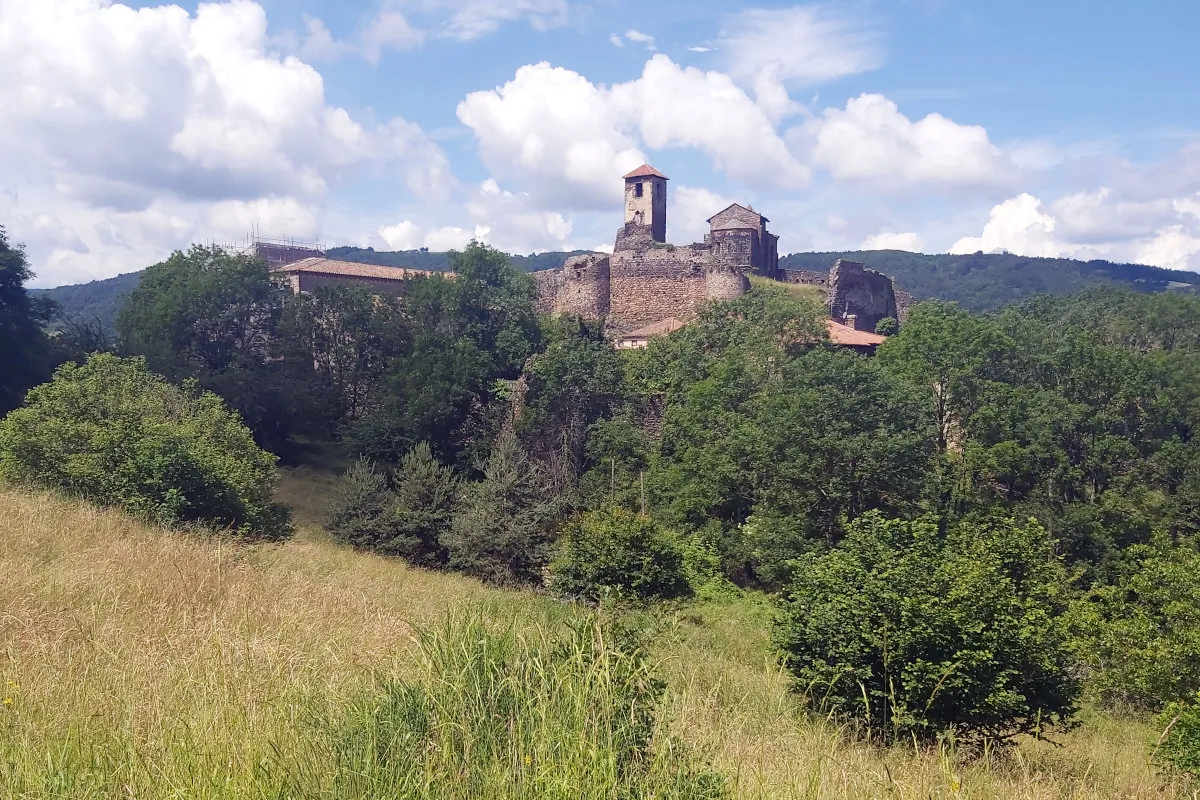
[533,164,898,338]
[534,164,785,332]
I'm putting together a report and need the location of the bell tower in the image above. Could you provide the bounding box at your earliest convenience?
[622,163,668,243]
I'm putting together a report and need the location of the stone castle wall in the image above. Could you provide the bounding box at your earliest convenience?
[706,265,751,302]
[556,253,611,317]
[827,259,899,332]
[608,246,716,328]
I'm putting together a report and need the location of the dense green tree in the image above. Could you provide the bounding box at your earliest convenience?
[349,243,541,466]
[521,316,623,463]
[1067,543,1200,711]
[277,285,407,434]
[0,354,289,539]
[442,430,569,585]
[326,444,459,567]
[116,245,298,451]
[775,512,1076,744]
[0,228,53,414]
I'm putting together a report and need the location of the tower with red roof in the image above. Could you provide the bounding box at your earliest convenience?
[622,163,668,243]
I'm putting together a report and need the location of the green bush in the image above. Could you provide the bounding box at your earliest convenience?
[1157,692,1200,781]
[774,512,1076,744]
[327,444,458,567]
[443,430,567,585]
[0,353,289,539]
[1067,543,1200,711]
[321,613,727,799]
[551,508,691,602]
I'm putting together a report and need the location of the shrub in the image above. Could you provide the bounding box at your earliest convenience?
[326,457,394,548]
[1067,543,1200,711]
[327,445,458,567]
[875,316,900,336]
[1157,692,1200,782]
[551,508,691,602]
[443,430,567,585]
[774,512,1076,744]
[323,613,728,799]
[0,353,289,539]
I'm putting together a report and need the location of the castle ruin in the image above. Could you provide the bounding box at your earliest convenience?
[535,164,782,331]
[534,164,899,337]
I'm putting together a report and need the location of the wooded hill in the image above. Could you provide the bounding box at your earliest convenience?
[32,247,1200,334]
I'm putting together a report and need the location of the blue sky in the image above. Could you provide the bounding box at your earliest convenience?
[4,0,1200,286]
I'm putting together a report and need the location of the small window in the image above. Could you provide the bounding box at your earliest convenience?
[635,182,644,198]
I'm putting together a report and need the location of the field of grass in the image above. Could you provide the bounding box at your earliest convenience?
[0,467,1190,799]
[748,275,826,305]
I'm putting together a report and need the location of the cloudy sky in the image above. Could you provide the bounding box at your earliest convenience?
[4,0,1200,287]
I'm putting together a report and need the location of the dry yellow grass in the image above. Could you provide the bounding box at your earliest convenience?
[0,469,1192,799]
[748,274,826,304]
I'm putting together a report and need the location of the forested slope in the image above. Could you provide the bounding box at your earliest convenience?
[783,249,1200,311]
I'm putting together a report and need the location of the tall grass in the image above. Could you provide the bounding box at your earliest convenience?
[293,614,726,798]
[0,474,1191,799]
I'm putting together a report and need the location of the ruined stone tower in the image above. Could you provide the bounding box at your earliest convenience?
[622,164,668,243]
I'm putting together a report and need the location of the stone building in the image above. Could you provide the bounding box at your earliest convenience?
[704,203,780,278]
[274,257,444,295]
[536,164,778,331]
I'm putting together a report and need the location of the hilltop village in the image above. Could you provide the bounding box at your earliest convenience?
[268,163,906,350]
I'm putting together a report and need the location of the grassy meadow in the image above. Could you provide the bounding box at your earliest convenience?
[0,467,1191,799]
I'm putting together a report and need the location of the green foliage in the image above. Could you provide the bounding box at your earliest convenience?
[349,243,542,466]
[30,269,141,338]
[874,316,899,336]
[0,227,53,415]
[551,508,690,601]
[116,245,297,451]
[521,316,623,462]
[640,299,934,586]
[774,512,1077,744]
[0,353,289,539]
[326,445,459,567]
[1067,544,1200,711]
[324,613,727,799]
[1157,692,1200,781]
[443,430,569,585]
[277,285,407,433]
[326,458,394,550]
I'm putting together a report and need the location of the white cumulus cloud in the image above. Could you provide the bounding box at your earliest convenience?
[457,63,647,210]
[0,0,449,285]
[862,231,924,252]
[804,94,1011,187]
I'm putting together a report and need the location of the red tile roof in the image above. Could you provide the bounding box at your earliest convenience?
[622,163,669,180]
[825,319,887,346]
[274,257,447,281]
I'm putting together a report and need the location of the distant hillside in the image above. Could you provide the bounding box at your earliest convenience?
[33,248,1200,335]
[29,271,142,333]
[782,250,1200,312]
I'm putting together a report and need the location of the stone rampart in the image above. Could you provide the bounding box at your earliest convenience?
[555,253,610,317]
[706,265,751,302]
[608,246,715,328]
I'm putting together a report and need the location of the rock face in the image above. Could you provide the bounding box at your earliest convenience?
[827,259,899,332]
